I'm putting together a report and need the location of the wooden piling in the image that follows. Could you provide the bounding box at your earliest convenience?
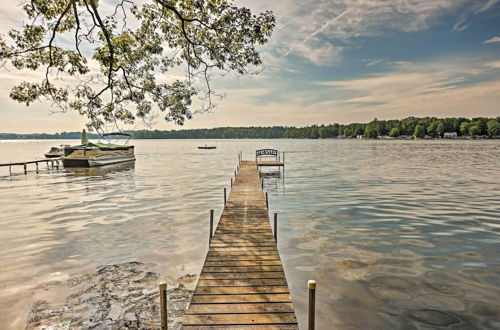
[265,192,269,209]
[23,163,27,175]
[274,213,278,243]
[308,280,316,330]
[209,209,214,242]
[159,283,168,330]
[224,188,227,205]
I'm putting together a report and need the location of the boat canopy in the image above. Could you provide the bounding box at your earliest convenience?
[102,132,132,137]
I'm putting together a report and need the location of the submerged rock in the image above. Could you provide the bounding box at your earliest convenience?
[26,262,195,330]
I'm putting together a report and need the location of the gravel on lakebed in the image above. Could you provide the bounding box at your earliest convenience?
[26,262,196,330]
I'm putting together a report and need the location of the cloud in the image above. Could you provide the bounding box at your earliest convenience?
[306,58,500,121]
[483,36,500,44]
[453,16,469,31]
[484,61,500,68]
[239,0,498,66]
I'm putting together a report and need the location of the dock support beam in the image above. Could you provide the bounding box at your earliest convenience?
[159,283,168,330]
[308,280,316,330]
[209,209,214,242]
[274,213,278,243]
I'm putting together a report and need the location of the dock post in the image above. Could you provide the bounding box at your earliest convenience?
[36,162,39,173]
[274,213,278,243]
[231,178,233,187]
[261,178,264,189]
[224,188,227,205]
[159,283,168,330]
[51,160,54,169]
[283,152,286,180]
[23,163,27,175]
[46,160,49,168]
[308,280,316,330]
[265,192,268,209]
[209,209,214,242]
[9,164,11,175]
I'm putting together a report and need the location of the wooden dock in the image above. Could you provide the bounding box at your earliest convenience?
[182,160,298,329]
[0,158,61,175]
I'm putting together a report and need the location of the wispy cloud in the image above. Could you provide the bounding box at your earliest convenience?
[307,58,500,121]
[484,61,500,68]
[483,36,500,44]
[240,0,498,66]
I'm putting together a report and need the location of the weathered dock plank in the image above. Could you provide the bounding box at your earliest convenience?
[182,161,298,329]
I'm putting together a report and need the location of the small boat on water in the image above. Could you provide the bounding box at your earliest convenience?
[198,145,216,150]
[45,145,69,158]
[62,132,135,168]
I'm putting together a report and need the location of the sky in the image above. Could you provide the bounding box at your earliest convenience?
[1,0,500,133]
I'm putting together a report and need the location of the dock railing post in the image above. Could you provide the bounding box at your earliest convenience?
[261,178,264,189]
[265,192,268,209]
[209,209,214,242]
[231,178,233,187]
[159,283,168,330]
[36,162,39,173]
[274,213,278,243]
[283,152,286,180]
[9,164,11,175]
[23,163,27,175]
[308,280,316,330]
[224,188,227,205]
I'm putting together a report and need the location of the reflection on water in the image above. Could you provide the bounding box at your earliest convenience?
[64,162,135,177]
[0,139,499,329]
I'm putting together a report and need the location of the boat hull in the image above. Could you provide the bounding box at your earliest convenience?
[63,156,135,168]
[63,144,135,168]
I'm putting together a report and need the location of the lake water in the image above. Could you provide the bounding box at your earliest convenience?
[0,139,499,329]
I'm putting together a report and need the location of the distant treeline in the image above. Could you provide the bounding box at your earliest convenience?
[1,116,499,140]
[0,131,101,140]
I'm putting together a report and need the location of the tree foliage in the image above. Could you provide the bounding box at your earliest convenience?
[2,116,499,140]
[0,0,275,132]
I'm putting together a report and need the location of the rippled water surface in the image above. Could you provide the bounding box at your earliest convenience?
[0,139,499,329]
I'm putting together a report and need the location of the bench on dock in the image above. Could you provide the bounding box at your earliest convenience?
[255,149,285,167]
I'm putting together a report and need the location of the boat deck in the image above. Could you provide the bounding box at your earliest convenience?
[182,161,298,329]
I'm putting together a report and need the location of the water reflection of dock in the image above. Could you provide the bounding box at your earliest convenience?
[182,160,298,329]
